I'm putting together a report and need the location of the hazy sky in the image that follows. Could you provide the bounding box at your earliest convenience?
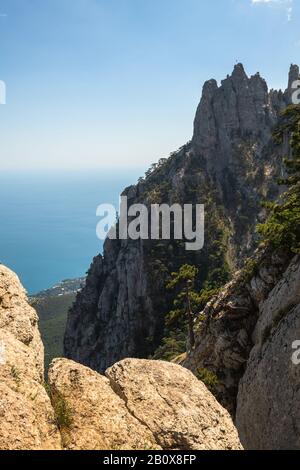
[0,0,299,170]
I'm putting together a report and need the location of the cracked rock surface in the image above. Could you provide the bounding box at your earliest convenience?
[48,358,159,450]
[0,264,242,450]
[183,252,300,449]
[0,265,61,450]
[48,358,242,450]
[105,358,242,450]
[236,256,300,450]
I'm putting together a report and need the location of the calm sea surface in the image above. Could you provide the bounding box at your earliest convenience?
[0,169,143,294]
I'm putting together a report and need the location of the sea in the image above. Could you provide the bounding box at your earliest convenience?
[0,168,143,295]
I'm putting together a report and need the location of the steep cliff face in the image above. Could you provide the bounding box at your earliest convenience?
[236,255,300,449]
[192,63,294,257]
[182,247,292,410]
[64,64,298,373]
[183,249,300,449]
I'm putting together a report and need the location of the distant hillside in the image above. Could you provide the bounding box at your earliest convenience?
[34,277,85,298]
[30,278,85,373]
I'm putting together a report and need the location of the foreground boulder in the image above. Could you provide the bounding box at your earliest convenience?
[48,358,242,450]
[106,359,242,450]
[0,264,241,451]
[0,265,61,450]
[48,358,159,450]
[0,265,44,378]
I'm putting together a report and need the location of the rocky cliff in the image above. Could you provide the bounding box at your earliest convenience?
[183,248,300,449]
[236,254,300,449]
[0,265,242,450]
[64,64,298,373]
[0,265,61,450]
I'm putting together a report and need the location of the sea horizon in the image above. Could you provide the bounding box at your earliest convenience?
[0,167,144,295]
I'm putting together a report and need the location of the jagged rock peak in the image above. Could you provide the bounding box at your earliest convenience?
[284,63,300,103]
[201,78,218,98]
[288,63,300,88]
[192,64,294,153]
[231,62,247,80]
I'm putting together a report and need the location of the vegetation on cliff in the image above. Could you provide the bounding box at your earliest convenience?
[155,104,300,363]
[64,65,292,373]
[258,105,300,254]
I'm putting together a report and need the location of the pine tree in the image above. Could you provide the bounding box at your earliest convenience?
[166,264,201,349]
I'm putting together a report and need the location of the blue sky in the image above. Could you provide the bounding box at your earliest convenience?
[0,0,299,170]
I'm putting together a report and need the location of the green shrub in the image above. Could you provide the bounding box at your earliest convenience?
[45,384,73,431]
[53,393,73,430]
[11,366,21,388]
[196,368,219,393]
[241,258,259,283]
